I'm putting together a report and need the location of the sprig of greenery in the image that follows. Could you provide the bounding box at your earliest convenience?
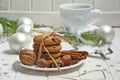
[0,17,41,34]
[34,24,41,28]
[81,31,106,45]
[0,17,17,34]
[64,33,78,43]
[64,31,106,45]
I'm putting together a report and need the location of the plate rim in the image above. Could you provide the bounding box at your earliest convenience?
[16,57,84,71]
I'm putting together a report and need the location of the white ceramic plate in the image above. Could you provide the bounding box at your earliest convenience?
[16,57,83,71]
[15,32,85,71]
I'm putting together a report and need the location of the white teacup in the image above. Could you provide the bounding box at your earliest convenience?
[59,3,101,34]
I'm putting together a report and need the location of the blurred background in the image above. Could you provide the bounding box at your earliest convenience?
[0,0,120,26]
[0,0,120,12]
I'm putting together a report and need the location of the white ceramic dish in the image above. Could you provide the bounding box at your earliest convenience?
[16,57,83,71]
[15,31,86,71]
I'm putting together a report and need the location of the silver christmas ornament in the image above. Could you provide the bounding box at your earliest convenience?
[16,24,33,42]
[96,25,115,42]
[16,24,33,35]
[0,23,3,35]
[17,17,34,27]
[8,33,29,53]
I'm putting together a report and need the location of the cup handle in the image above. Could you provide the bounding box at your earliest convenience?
[89,9,102,25]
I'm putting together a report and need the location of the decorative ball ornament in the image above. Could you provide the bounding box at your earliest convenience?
[0,23,3,35]
[16,24,33,35]
[16,24,33,42]
[96,25,115,42]
[17,17,34,27]
[8,33,29,53]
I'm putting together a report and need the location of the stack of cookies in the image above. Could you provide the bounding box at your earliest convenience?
[19,33,89,68]
[33,34,62,67]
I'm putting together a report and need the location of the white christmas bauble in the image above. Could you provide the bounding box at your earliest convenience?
[8,33,29,53]
[17,17,34,27]
[0,23,3,35]
[96,25,115,42]
[16,24,32,42]
[16,24,33,35]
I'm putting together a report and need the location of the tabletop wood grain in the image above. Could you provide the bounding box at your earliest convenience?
[0,28,120,80]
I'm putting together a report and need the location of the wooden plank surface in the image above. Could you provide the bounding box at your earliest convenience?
[94,0,120,12]
[11,0,30,11]
[0,0,10,11]
[14,67,48,80]
[0,41,17,80]
[52,0,72,12]
[0,0,120,26]
[105,28,120,80]
[0,0,120,12]
[0,28,120,80]
[79,58,113,80]
[73,0,93,4]
[31,0,52,12]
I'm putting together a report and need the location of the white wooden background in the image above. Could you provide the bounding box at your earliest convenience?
[0,0,120,26]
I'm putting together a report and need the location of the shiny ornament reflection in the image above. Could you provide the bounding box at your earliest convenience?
[8,33,29,53]
[16,24,33,35]
[96,25,115,42]
[17,17,34,27]
[0,23,3,35]
[16,24,32,42]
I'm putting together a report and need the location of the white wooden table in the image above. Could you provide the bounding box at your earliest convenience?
[0,28,120,80]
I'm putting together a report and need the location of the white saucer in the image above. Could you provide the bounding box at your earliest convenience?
[78,25,99,33]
